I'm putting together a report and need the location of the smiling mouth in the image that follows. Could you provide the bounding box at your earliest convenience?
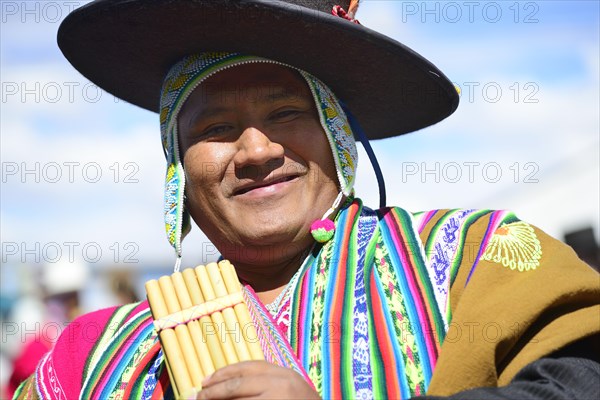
[234,175,298,196]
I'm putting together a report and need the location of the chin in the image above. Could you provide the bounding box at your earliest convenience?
[240,223,303,246]
[216,226,308,266]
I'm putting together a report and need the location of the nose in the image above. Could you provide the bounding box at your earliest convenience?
[233,126,284,168]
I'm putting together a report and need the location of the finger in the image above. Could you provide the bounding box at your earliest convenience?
[196,376,265,400]
[202,361,271,387]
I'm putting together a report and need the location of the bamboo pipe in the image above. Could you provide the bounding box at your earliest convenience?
[145,279,192,398]
[218,260,264,360]
[195,264,239,365]
[158,276,204,390]
[181,268,227,370]
[172,271,216,378]
[206,262,252,362]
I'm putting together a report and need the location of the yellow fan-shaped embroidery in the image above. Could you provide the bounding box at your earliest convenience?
[481,221,542,271]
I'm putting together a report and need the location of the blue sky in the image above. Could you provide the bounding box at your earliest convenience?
[1,1,599,307]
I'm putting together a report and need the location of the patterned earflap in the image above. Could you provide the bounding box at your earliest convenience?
[159,52,358,268]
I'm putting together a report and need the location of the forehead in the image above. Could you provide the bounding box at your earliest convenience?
[181,63,311,110]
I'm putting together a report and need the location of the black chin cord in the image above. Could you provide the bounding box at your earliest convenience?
[340,102,387,209]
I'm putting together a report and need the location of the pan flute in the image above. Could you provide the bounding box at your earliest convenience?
[145,260,264,399]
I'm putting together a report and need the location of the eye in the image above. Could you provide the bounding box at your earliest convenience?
[270,108,302,122]
[198,124,232,139]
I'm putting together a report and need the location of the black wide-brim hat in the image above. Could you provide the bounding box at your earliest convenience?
[58,0,459,139]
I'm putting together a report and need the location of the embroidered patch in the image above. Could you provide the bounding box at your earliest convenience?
[480,221,542,271]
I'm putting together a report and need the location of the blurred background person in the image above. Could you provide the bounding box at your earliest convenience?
[6,260,89,398]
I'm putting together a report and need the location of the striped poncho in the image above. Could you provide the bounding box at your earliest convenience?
[16,199,600,399]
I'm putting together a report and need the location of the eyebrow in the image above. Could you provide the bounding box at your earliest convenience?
[185,105,232,131]
[265,87,303,101]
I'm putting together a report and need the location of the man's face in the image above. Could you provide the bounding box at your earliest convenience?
[178,63,339,265]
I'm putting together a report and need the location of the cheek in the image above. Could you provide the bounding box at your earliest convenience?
[306,135,339,185]
[314,162,339,194]
[319,148,339,182]
[183,144,227,193]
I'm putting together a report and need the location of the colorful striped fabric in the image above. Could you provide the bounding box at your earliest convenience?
[285,200,521,399]
[80,307,159,399]
[289,199,444,399]
[25,200,541,399]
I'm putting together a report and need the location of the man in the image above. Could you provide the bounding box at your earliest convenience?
[15,1,599,399]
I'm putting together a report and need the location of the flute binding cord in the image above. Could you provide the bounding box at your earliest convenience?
[153,292,244,331]
[145,260,264,399]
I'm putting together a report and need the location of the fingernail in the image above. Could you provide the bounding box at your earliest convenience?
[201,373,213,385]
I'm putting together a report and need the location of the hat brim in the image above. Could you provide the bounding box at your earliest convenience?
[58,0,459,139]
